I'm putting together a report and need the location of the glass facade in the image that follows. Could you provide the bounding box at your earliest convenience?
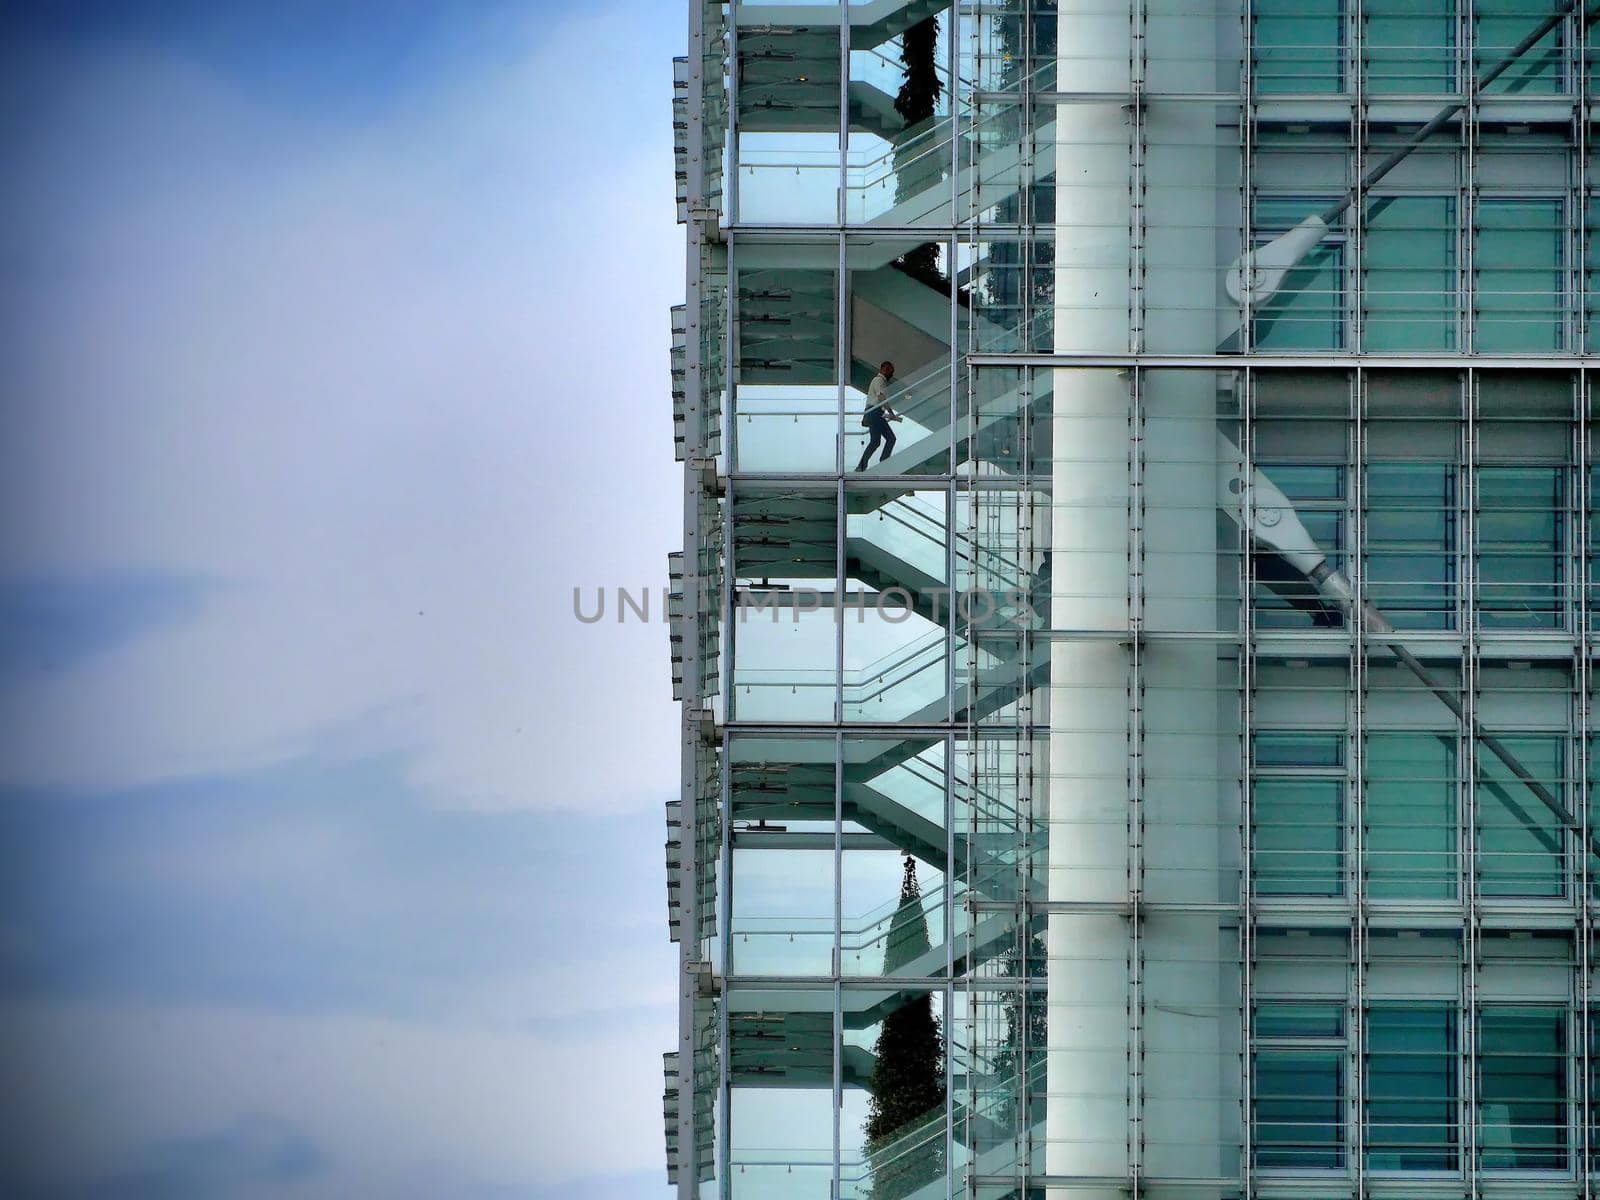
[665,1,1600,1197]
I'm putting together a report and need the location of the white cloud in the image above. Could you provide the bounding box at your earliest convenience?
[0,997,671,1197]
[0,9,684,811]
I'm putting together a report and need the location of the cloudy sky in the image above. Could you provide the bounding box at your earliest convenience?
[0,1,682,1195]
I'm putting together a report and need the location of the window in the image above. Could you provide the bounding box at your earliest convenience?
[1587,197,1600,353]
[1253,1002,1347,1168]
[1364,0,1455,94]
[1364,196,1455,351]
[1478,1007,1568,1170]
[1252,464,1347,629]
[1253,0,1344,93]
[735,26,842,224]
[1475,734,1565,899]
[1253,198,1345,350]
[1475,0,1563,95]
[1366,1005,1458,1170]
[1365,733,1457,899]
[1253,732,1345,896]
[1590,463,1600,626]
[1588,1007,1600,1169]
[1475,467,1563,630]
[1475,199,1564,353]
[1590,736,1600,899]
[1364,462,1456,630]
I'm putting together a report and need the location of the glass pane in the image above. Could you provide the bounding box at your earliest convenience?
[843,488,951,722]
[733,244,840,472]
[1476,734,1564,898]
[1258,1002,1344,1039]
[840,988,948,1199]
[846,13,954,226]
[1478,1007,1567,1169]
[731,490,840,719]
[1366,1005,1459,1170]
[1476,466,1563,630]
[1256,732,1343,767]
[1364,0,1455,94]
[1366,733,1457,899]
[1253,778,1344,896]
[1587,197,1599,353]
[1475,199,1563,353]
[730,988,838,1200]
[1364,462,1456,630]
[1254,198,1344,350]
[1364,196,1456,351]
[845,239,954,477]
[730,846,835,974]
[732,735,838,830]
[1475,0,1563,95]
[1253,0,1343,93]
[1253,1049,1346,1167]
[841,849,947,979]
[736,25,842,223]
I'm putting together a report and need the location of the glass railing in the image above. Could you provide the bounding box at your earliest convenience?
[733,662,839,722]
[841,878,948,976]
[840,1103,948,1200]
[729,913,835,976]
[844,625,948,721]
[850,495,950,587]
[846,113,958,225]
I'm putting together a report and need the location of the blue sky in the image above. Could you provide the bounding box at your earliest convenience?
[0,2,683,1196]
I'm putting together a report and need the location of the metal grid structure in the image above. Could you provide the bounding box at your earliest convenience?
[666,1,1600,1198]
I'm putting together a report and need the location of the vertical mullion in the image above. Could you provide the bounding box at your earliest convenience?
[1351,0,1366,353]
[1574,371,1587,1196]
[1239,366,1256,1200]
[1352,363,1368,1188]
[1464,364,1481,1194]
[833,727,843,1200]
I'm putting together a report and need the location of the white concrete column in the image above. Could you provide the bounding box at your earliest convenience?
[1046,1,1233,1193]
[1046,2,1135,1195]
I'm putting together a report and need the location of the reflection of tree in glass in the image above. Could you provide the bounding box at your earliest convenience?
[864,855,946,1199]
[990,925,1047,1136]
[893,16,945,282]
[981,1,1055,351]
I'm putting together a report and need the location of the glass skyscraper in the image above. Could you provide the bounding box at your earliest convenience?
[664,2,1600,1197]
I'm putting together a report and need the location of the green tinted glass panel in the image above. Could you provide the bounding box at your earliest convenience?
[1366,1006,1458,1170]
[1476,734,1564,898]
[1479,1007,1567,1169]
[1256,732,1344,767]
[1475,199,1563,353]
[1254,778,1344,896]
[1591,464,1600,627]
[1365,197,1455,351]
[1254,0,1344,93]
[1255,246,1344,349]
[1590,1007,1600,1169]
[1254,1049,1346,1167]
[1591,735,1600,897]
[1587,198,1599,353]
[1255,199,1344,350]
[1269,465,1345,503]
[1476,0,1563,95]
[1365,733,1456,899]
[1365,463,1455,630]
[1476,467,1562,629]
[1254,518,1347,628]
[1364,0,1455,93]
[1259,1003,1345,1039]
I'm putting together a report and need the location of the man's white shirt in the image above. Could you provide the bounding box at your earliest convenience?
[866,373,890,412]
